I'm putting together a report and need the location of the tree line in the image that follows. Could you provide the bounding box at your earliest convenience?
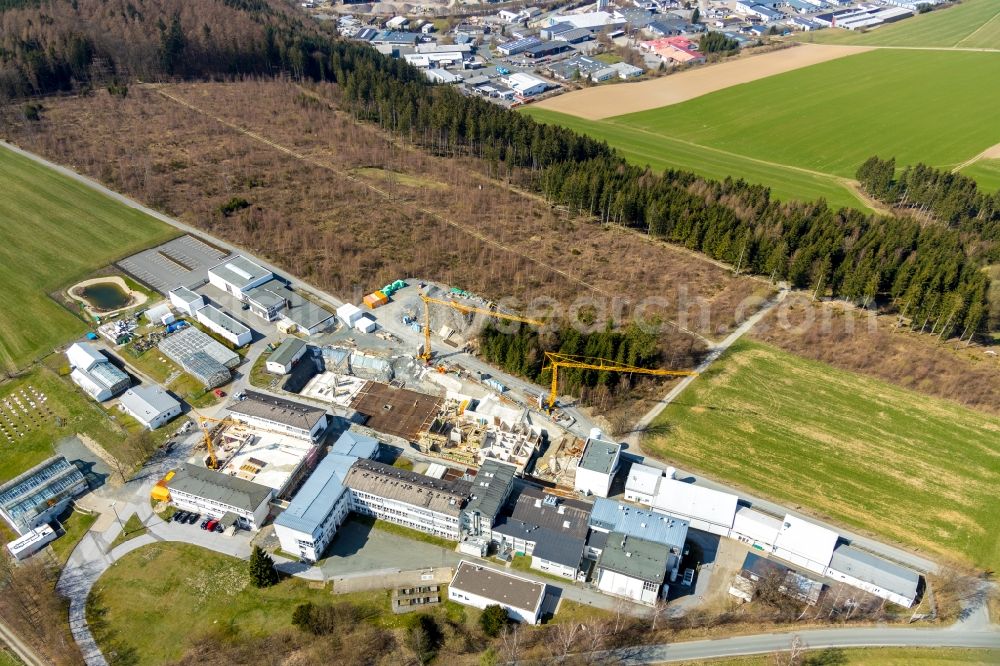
[857,155,1000,261]
[1,0,992,339]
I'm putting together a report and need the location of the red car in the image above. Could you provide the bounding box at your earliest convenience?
[214,389,226,398]
[204,519,218,531]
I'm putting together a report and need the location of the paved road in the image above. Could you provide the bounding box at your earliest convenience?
[605,626,1000,664]
[0,619,49,666]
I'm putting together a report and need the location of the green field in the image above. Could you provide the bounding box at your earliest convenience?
[0,362,133,483]
[522,108,868,210]
[961,159,1000,192]
[0,145,175,371]
[645,339,1000,572]
[794,0,1000,48]
[523,49,1000,209]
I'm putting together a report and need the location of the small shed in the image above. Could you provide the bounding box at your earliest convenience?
[355,316,377,334]
[337,303,363,326]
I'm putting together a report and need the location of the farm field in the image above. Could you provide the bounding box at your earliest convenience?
[524,50,1000,207]
[961,158,1000,192]
[793,0,1000,48]
[523,107,867,210]
[0,363,130,484]
[644,339,1000,573]
[611,49,1000,178]
[690,647,1000,666]
[0,144,176,371]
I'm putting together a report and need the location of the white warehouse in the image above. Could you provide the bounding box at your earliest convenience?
[195,304,253,347]
[207,255,274,301]
[118,385,182,430]
[574,436,620,498]
[651,478,738,536]
[449,561,546,624]
[772,514,839,575]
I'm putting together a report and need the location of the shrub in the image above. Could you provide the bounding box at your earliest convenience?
[479,604,508,637]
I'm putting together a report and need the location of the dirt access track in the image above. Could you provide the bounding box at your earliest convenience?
[532,44,873,120]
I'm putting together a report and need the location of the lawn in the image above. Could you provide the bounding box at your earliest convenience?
[89,542,335,666]
[0,649,23,666]
[645,339,1000,573]
[353,514,456,550]
[792,0,1000,48]
[961,159,1000,192]
[49,508,98,564]
[123,345,220,409]
[0,363,131,484]
[523,50,1000,209]
[521,107,867,210]
[0,145,176,371]
[108,513,148,550]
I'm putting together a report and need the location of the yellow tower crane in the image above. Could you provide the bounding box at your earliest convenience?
[543,352,697,412]
[419,294,545,362]
[194,413,299,469]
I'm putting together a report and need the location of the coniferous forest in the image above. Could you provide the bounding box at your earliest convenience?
[1,0,995,340]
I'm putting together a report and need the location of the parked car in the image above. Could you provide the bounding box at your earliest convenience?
[186,512,200,525]
[213,523,224,533]
[171,510,187,523]
[205,519,218,532]
[214,389,226,398]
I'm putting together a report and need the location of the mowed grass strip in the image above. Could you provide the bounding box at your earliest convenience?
[521,108,867,210]
[610,50,1000,178]
[646,339,1000,572]
[792,0,1000,48]
[684,647,1000,666]
[0,145,175,371]
[961,158,1000,192]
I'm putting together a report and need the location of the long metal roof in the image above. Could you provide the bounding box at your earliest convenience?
[465,458,518,523]
[829,545,920,600]
[589,498,688,549]
[167,464,272,512]
[598,532,670,583]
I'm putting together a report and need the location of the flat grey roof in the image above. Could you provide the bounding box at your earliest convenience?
[598,532,670,583]
[228,390,327,431]
[345,459,470,516]
[196,305,251,337]
[493,517,585,569]
[450,561,545,612]
[508,486,590,539]
[269,338,307,367]
[169,286,202,304]
[168,464,272,512]
[119,385,180,418]
[578,437,619,474]
[465,458,518,523]
[829,545,920,600]
[209,255,272,290]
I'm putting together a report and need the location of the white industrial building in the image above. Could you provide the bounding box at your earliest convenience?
[207,255,274,300]
[168,286,206,316]
[273,431,380,561]
[729,506,782,552]
[448,561,546,624]
[574,436,620,498]
[66,342,130,402]
[826,545,920,608]
[491,486,589,580]
[165,464,273,530]
[6,524,57,561]
[195,304,252,347]
[227,390,328,442]
[244,280,336,334]
[772,514,839,575]
[118,385,182,430]
[355,315,377,333]
[651,478,738,536]
[504,72,550,98]
[345,459,471,540]
[336,303,363,327]
[624,462,662,504]
[266,337,308,375]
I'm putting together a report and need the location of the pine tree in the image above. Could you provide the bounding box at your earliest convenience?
[249,545,279,588]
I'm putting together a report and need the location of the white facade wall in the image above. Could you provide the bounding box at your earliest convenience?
[349,490,461,540]
[229,412,327,443]
[121,400,182,430]
[575,466,614,498]
[596,568,660,605]
[207,271,272,301]
[448,586,541,624]
[6,525,57,560]
[531,555,577,580]
[823,566,915,607]
[70,369,113,402]
[169,290,206,316]
[274,489,352,562]
[265,345,307,375]
[169,487,271,530]
[772,548,829,575]
[195,308,252,347]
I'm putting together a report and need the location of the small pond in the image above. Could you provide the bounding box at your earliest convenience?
[80,282,130,311]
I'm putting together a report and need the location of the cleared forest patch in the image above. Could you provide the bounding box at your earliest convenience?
[1,80,764,346]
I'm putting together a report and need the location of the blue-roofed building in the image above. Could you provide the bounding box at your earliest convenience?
[273,431,378,562]
[588,497,689,551]
[498,36,543,56]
